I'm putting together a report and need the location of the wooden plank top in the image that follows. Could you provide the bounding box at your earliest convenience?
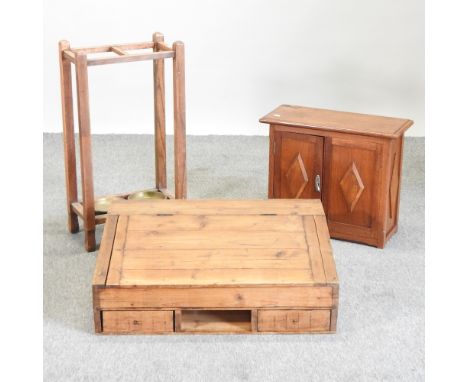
[259,104,413,138]
[96,199,337,288]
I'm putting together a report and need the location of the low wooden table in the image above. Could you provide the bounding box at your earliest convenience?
[92,199,339,334]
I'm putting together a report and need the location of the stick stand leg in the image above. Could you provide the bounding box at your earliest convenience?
[153,32,167,190]
[59,41,79,233]
[75,53,96,252]
[173,41,187,199]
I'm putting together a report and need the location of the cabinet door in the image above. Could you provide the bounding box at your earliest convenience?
[273,131,323,199]
[323,137,383,242]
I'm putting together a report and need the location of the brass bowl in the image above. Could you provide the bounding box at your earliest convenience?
[94,195,125,214]
[127,189,167,200]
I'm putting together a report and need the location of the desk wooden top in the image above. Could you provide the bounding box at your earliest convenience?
[93,199,338,288]
[260,104,413,138]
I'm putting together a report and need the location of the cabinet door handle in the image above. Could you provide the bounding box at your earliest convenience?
[315,175,321,193]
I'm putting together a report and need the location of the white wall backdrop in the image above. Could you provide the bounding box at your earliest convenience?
[44,0,424,136]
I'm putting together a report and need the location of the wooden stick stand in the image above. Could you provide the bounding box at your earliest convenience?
[58,33,187,252]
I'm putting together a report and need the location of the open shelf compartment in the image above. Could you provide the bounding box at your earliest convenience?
[178,310,254,333]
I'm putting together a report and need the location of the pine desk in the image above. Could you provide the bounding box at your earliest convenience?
[93,199,339,334]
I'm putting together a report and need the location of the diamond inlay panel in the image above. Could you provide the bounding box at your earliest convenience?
[339,162,365,212]
[285,153,309,198]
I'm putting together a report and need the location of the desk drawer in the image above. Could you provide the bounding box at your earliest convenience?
[102,310,174,334]
[257,309,330,332]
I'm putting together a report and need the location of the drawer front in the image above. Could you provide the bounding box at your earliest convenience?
[102,310,174,334]
[257,309,331,332]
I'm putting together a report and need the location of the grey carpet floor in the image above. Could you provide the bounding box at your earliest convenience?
[43,134,424,382]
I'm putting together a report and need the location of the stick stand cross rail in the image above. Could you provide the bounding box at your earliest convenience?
[59,33,187,252]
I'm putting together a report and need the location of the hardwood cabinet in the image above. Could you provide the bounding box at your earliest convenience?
[261,105,413,248]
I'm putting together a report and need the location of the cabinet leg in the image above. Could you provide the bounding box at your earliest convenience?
[377,234,386,249]
[84,230,96,252]
[93,308,102,333]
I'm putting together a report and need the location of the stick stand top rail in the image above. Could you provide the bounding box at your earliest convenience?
[63,40,177,66]
[59,33,187,252]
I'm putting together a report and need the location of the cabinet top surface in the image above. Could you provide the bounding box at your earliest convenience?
[96,199,337,288]
[259,105,413,138]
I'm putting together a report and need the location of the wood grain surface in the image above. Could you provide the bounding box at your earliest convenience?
[59,35,187,251]
[260,104,413,138]
[93,199,338,334]
[262,104,412,248]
